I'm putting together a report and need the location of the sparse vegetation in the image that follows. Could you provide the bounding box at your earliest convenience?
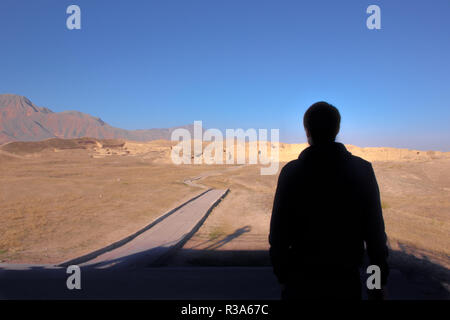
[1,139,449,276]
[0,147,224,263]
[174,159,450,275]
[208,226,226,241]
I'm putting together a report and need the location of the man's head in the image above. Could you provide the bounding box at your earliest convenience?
[303,101,341,145]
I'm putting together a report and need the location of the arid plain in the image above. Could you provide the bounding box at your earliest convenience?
[0,138,449,293]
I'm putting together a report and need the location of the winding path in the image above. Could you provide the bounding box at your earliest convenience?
[57,167,242,268]
[72,188,229,269]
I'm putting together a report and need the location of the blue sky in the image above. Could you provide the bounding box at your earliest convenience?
[0,0,449,150]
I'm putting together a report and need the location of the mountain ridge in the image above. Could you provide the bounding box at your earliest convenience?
[0,94,195,144]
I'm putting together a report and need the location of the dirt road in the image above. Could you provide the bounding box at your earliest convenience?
[59,188,229,269]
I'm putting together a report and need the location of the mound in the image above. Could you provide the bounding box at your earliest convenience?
[279,143,450,162]
[0,137,105,155]
[0,150,24,162]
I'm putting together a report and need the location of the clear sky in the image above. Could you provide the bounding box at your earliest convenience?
[1,0,449,151]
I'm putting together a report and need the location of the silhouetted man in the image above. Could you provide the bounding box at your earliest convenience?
[269,102,389,300]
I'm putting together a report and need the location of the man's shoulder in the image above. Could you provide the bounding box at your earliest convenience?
[280,159,302,174]
[276,160,303,186]
[346,153,373,171]
[344,153,377,183]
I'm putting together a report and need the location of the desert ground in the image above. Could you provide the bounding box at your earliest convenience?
[0,138,225,263]
[0,138,449,294]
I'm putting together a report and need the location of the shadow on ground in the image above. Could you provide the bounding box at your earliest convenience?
[165,233,449,300]
[0,239,448,299]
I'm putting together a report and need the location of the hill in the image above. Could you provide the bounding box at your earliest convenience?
[0,94,194,144]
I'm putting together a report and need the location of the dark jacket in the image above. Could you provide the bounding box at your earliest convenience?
[269,142,389,286]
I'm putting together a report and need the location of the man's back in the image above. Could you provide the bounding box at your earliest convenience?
[269,142,389,299]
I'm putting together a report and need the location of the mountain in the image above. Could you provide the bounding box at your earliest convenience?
[0,94,194,144]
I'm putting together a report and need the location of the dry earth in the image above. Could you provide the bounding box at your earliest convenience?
[1,138,449,293]
[0,138,225,263]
